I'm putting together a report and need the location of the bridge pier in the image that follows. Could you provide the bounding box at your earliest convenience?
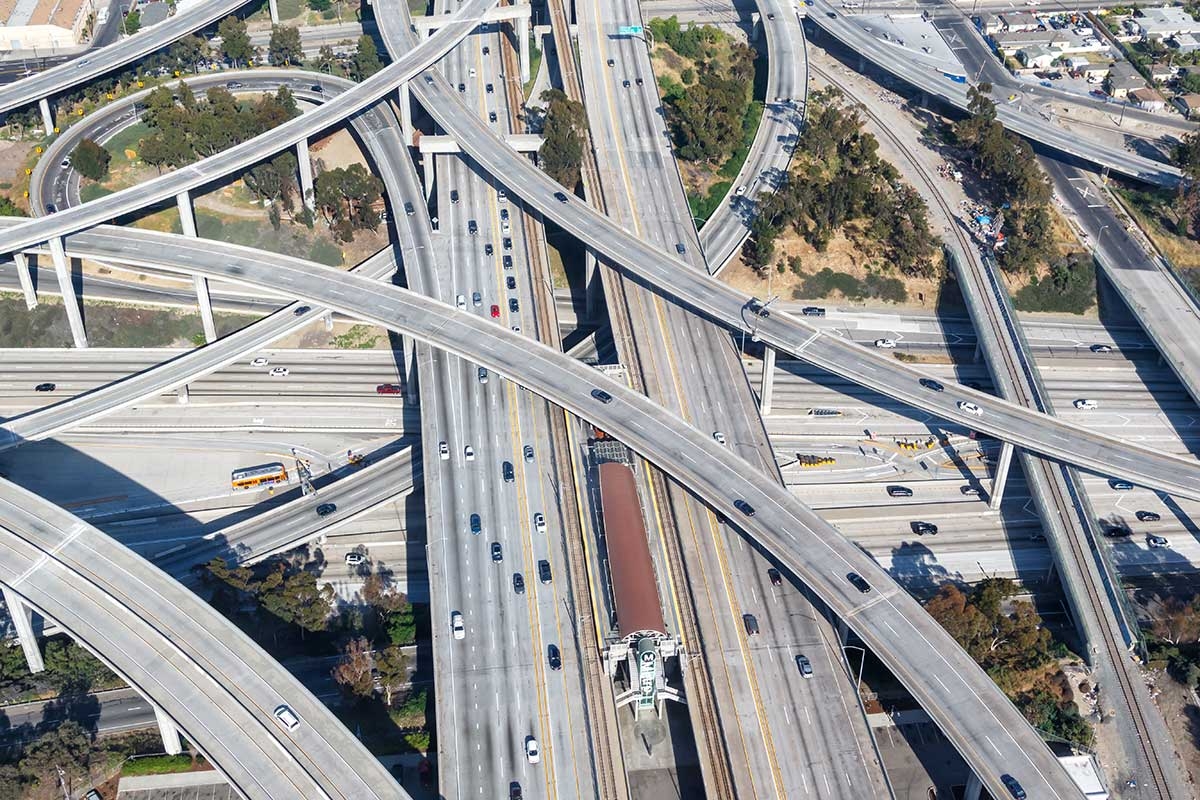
[153,702,183,755]
[423,152,435,202]
[584,248,602,319]
[963,771,983,800]
[404,335,418,404]
[517,14,530,86]
[296,138,315,212]
[13,253,37,309]
[398,82,413,144]
[989,441,1015,510]
[48,237,87,348]
[176,383,189,404]
[760,346,776,415]
[2,587,44,674]
[38,98,53,137]
[972,340,983,363]
[267,0,280,24]
[176,191,218,344]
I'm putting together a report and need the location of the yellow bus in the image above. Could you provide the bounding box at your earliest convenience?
[231,463,288,490]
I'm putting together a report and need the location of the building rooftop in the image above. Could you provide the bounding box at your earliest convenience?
[2,0,87,27]
[598,462,667,641]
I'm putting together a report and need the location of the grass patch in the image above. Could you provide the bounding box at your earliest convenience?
[407,0,428,15]
[79,182,114,203]
[795,268,908,304]
[102,122,152,166]
[332,323,381,349]
[191,208,347,267]
[122,754,199,776]
[524,41,542,99]
[0,295,255,347]
[688,179,732,224]
[310,238,343,266]
[1012,254,1096,314]
[1115,185,1200,270]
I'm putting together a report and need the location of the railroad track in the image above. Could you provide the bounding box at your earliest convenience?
[811,63,1176,798]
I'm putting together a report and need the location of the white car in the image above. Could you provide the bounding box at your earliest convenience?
[957,401,982,416]
[525,736,541,764]
[469,67,477,78]
[250,357,269,367]
[464,445,476,461]
[713,431,726,445]
[1073,399,1097,410]
[1147,534,1170,549]
[451,612,465,640]
[456,294,466,310]
[439,441,450,460]
[735,185,746,196]
[345,552,365,566]
[501,220,511,235]
[273,704,300,731]
[533,512,546,533]
[874,338,896,349]
[498,190,508,203]
[269,367,289,377]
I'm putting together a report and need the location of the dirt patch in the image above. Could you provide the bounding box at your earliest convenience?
[311,128,369,171]
[1144,671,1200,792]
[0,138,37,204]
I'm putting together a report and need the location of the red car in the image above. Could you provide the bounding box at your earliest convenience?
[490,304,500,318]
[375,383,402,395]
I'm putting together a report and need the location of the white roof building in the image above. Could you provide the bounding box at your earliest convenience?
[1136,5,1200,39]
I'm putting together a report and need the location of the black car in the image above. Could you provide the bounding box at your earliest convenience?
[801,306,826,317]
[636,77,644,86]
[591,388,613,404]
[34,383,55,392]
[743,613,760,635]
[767,568,782,586]
[450,189,459,204]
[537,559,552,584]
[457,82,465,93]
[45,203,56,214]
[734,499,756,517]
[293,305,311,316]
[484,243,494,256]
[960,485,981,496]
[747,299,770,318]
[512,572,525,594]
[675,242,686,254]
[502,461,515,482]
[1000,774,1026,800]
[510,781,523,800]
[622,79,630,88]
[606,58,615,66]
[509,298,520,313]
[486,83,494,94]
[404,201,415,216]
[489,111,498,123]
[919,378,944,392]
[503,255,513,269]
[847,572,872,593]
[910,521,938,535]
[491,541,503,562]
[1090,343,1113,353]
[554,191,569,203]
[470,513,482,534]
[1136,510,1162,522]
[310,84,323,93]
[1109,478,1135,491]
[547,644,561,670]
[506,276,517,290]
[468,219,478,235]
[503,237,513,251]
[316,503,337,516]
[886,485,913,498]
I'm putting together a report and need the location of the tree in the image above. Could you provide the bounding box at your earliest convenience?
[257,566,335,635]
[314,163,382,240]
[122,8,141,34]
[537,89,587,191]
[0,195,26,217]
[331,637,375,700]
[315,44,338,75]
[268,24,303,66]
[375,645,408,705]
[217,16,255,66]
[19,721,91,794]
[1153,596,1200,645]
[42,639,115,694]
[70,138,111,181]
[351,35,382,81]
[309,0,332,10]
[169,34,209,72]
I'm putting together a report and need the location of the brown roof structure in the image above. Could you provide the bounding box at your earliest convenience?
[598,462,666,640]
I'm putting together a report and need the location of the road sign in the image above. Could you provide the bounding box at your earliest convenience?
[617,25,643,35]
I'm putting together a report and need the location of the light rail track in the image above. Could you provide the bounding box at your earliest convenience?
[812,63,1175,798]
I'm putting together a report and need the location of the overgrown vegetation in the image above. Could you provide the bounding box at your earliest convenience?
[742,87,939,279]
[953,84,1054,274]
[1146,594,1200,687]
[70,138,111,181]
[926,579,1092,746]
[0,727,189,797]
[795,267,908,304]
[314,163,383,242]
[331,323,381,349]
[651,16,755,165]
[0,637,121,702]
[1012,253,1096,313]
[536,89,587,192]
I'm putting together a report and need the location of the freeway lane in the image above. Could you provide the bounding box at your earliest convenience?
[0,0,251,114]
[398,67,1200,501]
[51,225,1087,799]
[0,0,497,257]
[0,479,412,799]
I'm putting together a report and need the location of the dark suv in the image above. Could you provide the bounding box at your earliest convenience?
[847,573,872,593]
[537,559,552,584]
[886,485,913,498]
[802,306,826,317]
[910,521,938,535]
[502,461,515,483]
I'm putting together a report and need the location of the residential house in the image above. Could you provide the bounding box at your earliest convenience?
[1129,87,1166,110]
[1135,5,1200,40]
[1174,92,1200,118]
[1105,60,1146,97]
[1018,45,1058,70]
[998,10,1041,31]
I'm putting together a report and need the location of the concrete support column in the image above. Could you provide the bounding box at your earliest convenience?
[973,341,983,363]
[584,248,602,319]
[2,587,43,674]
[296,138,315,212]
[48,237,87,349]
[989,441,1015,511]
[176,383,189,404]
[760,346,777,415]
[424,153,435,202]
[963,772,983,800]
[404,335,418,404]
[175,191,218,344]
[324,311,334,331]
[267,0,279,24]
[153,703,182,755]
[13,253,37,309]
[38,98,53,137]
[518,16,531,86]
[398,82,413,145]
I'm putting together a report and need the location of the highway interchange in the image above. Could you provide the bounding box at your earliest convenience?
[1,0,1199,798]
